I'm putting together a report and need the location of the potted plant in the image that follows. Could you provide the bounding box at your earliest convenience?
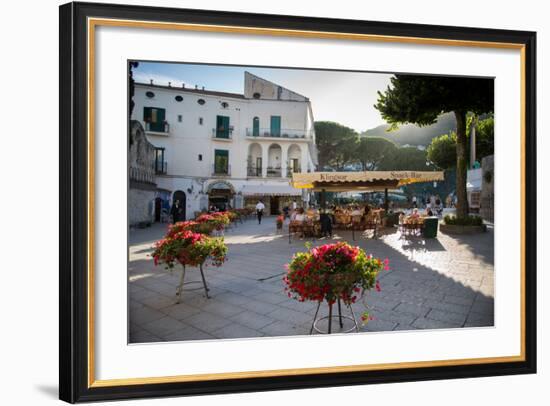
[283,242,388,332]
[152,229,227,302]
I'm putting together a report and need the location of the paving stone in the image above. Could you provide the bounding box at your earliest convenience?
[212,323,264,339]
[361,318,398,332]
[161,303,202,320]
[266,307,314,325]
[229,310,276,330]
[129,329,162,344]
[426,309,467,325]
[200,301,247,318]
[393,302,431,317]
[259,320,307,337]
[138,293,176,310]
[184,312,233,333]
[162,325,215,342]
[142,316,187,338]
[423,300,471,316]
[129,306,166,325]
[412,317,461,330]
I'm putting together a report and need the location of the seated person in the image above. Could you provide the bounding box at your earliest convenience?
[364,205,371,216]
[426,208,434,216]
[294,208,306,223]
[409,208,420,220]
[350,205,362,217]
[398,212,405,225]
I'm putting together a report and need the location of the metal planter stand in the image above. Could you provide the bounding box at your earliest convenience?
[175,264,210,304]
[310,298,359,334]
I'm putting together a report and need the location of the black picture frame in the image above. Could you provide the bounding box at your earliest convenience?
[59,1,537,403]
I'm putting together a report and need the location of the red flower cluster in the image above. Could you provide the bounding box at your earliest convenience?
[152,228,227,269]
[283,242,387,306]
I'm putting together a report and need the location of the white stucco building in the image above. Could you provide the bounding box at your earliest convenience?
[131,72,318,219]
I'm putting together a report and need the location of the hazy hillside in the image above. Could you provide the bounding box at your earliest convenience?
[362,112,456,146]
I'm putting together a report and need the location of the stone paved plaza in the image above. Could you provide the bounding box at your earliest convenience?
[129,216,494,343]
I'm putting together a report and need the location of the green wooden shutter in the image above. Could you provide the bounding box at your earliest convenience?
[215,149,229,174]
[216,115,230,138]
[144,107,166,132]
[270,116,281,137]
[252,117,260,137]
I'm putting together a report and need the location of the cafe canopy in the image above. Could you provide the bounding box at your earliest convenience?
[291,171,445,192]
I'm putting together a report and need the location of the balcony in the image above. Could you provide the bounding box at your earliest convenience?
[212,127,233,140]
[247,166,263,177]
[266,166,282,177]
[145,121,170,135]
[212,164,231,177]
[155,160,167,175]
[246,128,310,139]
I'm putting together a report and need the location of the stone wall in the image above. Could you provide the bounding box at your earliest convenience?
[129,188,155,226]
[480,155,494,222]
[129,120,157,227]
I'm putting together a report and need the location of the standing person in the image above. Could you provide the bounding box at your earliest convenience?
[255,199,265,224]
[412,195,417,208]
[170,200,185,224]
[291,199,297,211]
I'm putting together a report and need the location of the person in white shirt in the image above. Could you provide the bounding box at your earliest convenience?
[255,200,265,224]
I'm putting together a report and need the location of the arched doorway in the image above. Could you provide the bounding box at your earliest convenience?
[267,144,282,177]
[172,190,186,222]
[287,144,302,176]
[207,181,235,211]
[247,143,262,177]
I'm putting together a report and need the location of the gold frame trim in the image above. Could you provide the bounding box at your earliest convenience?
[87,17,527,388]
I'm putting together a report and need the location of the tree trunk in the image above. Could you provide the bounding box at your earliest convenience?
[454,111,469,218]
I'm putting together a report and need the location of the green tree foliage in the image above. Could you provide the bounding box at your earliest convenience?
[379,147,428,171]
[476,116,494,159]
[353,137,398,170]
[427,116,494,170]
[314,121,358,170]
[375,75,493,218]
[427,133,457,169]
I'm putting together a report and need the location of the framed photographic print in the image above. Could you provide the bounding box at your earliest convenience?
[59,1,537,403]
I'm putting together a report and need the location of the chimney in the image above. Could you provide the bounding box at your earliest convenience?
[182,83,185,88]
[202,86,205,91]
[150,79,153,84]
[168,82,171,87]
[195,85,198,89]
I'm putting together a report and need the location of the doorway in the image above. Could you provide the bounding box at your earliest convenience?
[270,196,280,215]
[172,190,186,221]
[154,197,162,222]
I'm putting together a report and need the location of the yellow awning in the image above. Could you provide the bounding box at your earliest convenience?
[291,171,444,191]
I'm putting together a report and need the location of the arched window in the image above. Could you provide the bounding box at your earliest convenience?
[252,117,260,137]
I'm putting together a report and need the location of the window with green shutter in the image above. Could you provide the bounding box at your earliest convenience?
[144,107,166,132]
[270,116,281,137]
[216,115,230,138]
[214,149,229,174]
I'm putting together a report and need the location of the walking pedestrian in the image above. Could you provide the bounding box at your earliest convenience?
[170,199,185,223]
[255,199,265,224]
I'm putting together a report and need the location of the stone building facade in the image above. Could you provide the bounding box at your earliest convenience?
[480,154,494,222]
[130,72,318,219]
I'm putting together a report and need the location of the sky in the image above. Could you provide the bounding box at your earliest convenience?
[133,62,394,131]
